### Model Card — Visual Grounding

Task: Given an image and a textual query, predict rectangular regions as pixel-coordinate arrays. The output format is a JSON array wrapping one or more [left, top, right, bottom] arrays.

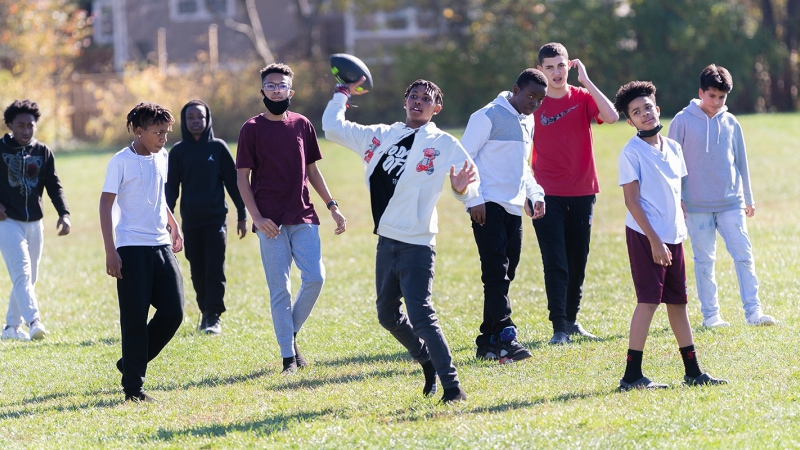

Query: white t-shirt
[[102, 147, 171, 248], [618, 135, 688, 244]]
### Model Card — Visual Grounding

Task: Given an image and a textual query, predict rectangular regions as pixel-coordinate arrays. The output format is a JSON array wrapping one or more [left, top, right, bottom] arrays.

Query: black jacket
[[0, 134, 69, 222], [166, 100, 246, 229]]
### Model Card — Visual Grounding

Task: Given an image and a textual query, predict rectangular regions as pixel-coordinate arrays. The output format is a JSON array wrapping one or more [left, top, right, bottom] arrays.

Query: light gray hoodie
[[667, 99, 753, 213]]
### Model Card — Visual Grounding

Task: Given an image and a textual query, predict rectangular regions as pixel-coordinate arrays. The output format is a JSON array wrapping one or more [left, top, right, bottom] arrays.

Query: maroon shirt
[[236, 112, 322, 226]]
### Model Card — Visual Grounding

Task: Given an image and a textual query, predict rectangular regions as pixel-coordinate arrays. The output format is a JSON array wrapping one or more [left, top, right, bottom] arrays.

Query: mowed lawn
[[1, 113, 799, 448]]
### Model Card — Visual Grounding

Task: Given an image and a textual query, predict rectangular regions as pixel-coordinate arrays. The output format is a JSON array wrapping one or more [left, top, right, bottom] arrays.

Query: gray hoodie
[[667, 99, 753, 213]]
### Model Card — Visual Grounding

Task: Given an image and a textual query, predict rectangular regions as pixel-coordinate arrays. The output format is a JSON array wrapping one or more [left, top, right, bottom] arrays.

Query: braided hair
[[126, 102, 175, 133], [404, 80, 443, 106]]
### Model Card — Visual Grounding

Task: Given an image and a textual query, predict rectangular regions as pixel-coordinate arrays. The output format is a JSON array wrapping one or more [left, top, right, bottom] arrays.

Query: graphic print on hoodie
[[0, 134, 69, 222], [369, 132, 415, 233], [166, 101, 246, 229]]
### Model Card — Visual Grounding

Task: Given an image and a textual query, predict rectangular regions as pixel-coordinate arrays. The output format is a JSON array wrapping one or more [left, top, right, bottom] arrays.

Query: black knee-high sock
[[680, 345, 702, 378], [422, 360, 437, 396], [622, 349, 644, 383]]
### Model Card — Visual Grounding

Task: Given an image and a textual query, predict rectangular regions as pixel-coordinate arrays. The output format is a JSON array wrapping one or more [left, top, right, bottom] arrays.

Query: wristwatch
[[326, 199, 338, 210]]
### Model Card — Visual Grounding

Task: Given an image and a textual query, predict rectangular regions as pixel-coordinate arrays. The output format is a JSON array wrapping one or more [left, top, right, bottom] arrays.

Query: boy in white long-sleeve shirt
[[323, 77, 478, 403], [460, 69, 547, 363], [668, 64, 775, 328]]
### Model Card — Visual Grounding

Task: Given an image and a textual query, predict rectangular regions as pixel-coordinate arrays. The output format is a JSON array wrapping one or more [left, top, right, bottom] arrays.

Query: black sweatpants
[[471, 202, 522, 346], [117, 245, 184, 396], [531, 195, 595, 333], [183, 222, 227, 315]]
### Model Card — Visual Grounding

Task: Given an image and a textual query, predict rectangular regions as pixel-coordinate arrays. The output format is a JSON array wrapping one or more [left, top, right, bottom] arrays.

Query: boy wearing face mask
[[236, 63, 347, 375]]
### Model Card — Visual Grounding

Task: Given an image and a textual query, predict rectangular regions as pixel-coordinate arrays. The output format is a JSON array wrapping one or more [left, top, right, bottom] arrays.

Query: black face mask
[[637, 123, 663, 138], [262, 92, 290, 115]]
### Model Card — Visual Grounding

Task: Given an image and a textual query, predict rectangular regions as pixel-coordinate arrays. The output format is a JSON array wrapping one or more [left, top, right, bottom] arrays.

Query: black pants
[[375, 237, 460, 389], [117, 245, 184, 396], [183, 222, 227, 315], [531, 195, 595, 333], [471, 202, 522, 346]]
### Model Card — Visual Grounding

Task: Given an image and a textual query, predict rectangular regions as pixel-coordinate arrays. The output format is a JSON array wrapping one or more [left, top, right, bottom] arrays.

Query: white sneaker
[[1, 324, 31, 341], [746, 312, 777, 326], [702, 315, 730, 328], [29, 320, 47, 340]]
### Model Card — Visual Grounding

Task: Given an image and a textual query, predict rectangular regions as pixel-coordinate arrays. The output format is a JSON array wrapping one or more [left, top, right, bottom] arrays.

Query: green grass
[[2, 113, 800, 448]]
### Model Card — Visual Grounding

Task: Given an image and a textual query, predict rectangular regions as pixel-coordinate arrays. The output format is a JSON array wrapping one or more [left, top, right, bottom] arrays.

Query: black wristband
[[326, 199, 338, 210]]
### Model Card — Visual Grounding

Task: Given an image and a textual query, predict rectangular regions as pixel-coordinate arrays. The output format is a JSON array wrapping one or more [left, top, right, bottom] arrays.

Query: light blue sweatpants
[[0, 218, 44, 327], [686, 209, 762, 320], [257, 224, 325, 358]]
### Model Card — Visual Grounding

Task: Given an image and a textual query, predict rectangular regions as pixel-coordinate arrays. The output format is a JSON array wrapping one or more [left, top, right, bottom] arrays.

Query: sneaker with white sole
[[702, 315, 730, 328], [29, 320, 47, 340], [1, 324, 30, 341], [746, 311, 777, 326]]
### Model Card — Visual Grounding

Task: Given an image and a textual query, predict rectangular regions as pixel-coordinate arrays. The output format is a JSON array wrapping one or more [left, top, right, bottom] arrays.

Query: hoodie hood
[[684, 99, 728, 149], [2, 133, 38, 150], [179, 100, 214, 143]]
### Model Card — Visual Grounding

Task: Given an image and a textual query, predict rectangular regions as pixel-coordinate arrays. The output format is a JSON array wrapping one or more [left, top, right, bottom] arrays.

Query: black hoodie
[[166, 100, 246, 228], [0, 134, 69, 222]]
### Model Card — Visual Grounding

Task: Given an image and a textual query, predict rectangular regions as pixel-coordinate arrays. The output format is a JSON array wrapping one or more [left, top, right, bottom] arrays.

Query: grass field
[[1, 113, 800, 448]]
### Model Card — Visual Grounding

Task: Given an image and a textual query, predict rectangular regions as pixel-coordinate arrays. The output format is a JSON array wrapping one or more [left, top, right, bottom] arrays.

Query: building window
[[169, 0, 235, 22], [92, 0, 114, 45]]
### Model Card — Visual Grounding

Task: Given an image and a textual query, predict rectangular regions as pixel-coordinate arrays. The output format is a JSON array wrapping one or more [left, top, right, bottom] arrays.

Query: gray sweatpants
[[257, 224, 325, 358]]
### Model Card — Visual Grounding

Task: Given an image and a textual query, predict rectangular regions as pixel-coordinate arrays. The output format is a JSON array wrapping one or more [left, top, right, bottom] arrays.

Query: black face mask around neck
[[637, 123, 663, 138], [262, 92, 291, 116]]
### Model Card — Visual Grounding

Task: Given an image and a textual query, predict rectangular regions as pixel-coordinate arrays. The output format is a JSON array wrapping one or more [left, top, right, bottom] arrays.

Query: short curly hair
[[404, 79, 443, 106], [700, 64, 733, 93], [126, 102, 175, 133], [614, 81, 657, 118], [516, 68, 548, 90], [4, 99, 41, 126], [260, 63, 294, 82]]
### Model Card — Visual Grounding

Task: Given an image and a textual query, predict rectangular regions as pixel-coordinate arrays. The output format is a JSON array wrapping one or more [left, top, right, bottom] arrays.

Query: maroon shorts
[[626, 227, 688, 305]]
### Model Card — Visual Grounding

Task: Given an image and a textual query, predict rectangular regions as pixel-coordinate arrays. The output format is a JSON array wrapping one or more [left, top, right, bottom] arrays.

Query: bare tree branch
[[224, 0, 275, 65]]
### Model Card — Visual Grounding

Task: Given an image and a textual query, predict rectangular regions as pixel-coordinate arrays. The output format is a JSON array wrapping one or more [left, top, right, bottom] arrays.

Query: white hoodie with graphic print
[[322, 92, 480, 246]]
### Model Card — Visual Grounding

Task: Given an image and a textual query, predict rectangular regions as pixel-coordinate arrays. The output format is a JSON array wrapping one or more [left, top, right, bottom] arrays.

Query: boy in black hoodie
[[166, 100, 247, 335], [0, 99, 70, 341]]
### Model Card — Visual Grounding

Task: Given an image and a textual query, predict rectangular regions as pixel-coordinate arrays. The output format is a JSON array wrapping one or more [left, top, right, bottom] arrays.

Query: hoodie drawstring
[[716, 116, 721, 144], [705, 115, 709, 153]]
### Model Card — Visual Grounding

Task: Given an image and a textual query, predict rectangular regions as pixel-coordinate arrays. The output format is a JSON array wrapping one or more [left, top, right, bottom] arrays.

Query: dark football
[[330, 53, 373, 92]]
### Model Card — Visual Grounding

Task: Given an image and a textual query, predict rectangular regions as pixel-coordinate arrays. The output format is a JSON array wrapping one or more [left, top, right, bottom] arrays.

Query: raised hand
[[449, 160, 477, 195]]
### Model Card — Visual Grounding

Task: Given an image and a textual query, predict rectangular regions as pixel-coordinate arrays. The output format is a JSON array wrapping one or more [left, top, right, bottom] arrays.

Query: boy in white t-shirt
[[613, 81, 726, 390], [99, 102, 185, 402]]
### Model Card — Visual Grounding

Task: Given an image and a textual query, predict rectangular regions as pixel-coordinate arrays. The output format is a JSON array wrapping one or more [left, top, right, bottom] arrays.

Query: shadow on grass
[[0, 395, 121, 419], [154, 408, 335, 441], [272, 367, 408, 391], [152, 368, 271, 392], [313, 350, 413, 367]]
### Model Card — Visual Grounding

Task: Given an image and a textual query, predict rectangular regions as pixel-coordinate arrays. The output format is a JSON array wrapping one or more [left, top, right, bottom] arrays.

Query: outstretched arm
[[307, 162, 346, 235], [571, 59, 619, 124]]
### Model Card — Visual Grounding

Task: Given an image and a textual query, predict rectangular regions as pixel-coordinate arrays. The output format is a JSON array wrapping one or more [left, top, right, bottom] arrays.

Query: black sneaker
[[281, 356, 297, 375], [548, 331, 572, 345], [684, 373, 728, 386], [441, 386, 467, 403], [494, 326, 532, 364], [566, 321, 597, 339], [617, 376, 668, 391], [475, 342, 499, 361], [203, 313, 221, 335], [125, 392, 156, 402]]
